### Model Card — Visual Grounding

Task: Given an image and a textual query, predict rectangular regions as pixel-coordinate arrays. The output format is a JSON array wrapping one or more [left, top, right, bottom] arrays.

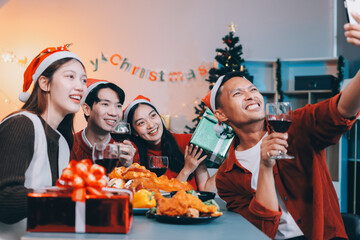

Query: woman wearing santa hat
[[123, 95, 216, 192], [0, 44, 87, 240]]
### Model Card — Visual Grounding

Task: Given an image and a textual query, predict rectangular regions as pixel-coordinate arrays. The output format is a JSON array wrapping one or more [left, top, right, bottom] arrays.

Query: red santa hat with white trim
[[82, 78, 125, 105], [123, 95, 155, 123], [19, 44, 82, 102], [202, 75, 226, 134], [201, 75, 225, 113]]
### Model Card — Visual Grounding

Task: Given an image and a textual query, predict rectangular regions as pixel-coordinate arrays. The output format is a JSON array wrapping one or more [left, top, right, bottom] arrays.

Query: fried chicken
[[108, 163, 193, 193], [109, 163, 155, 180], [153, 175, 193, 192], [156, 190, 221, 217], [127, 178, 160, 193]]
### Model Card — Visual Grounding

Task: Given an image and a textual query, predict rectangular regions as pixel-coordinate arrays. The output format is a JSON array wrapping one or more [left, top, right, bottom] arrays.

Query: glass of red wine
[[111, 122, 131, 142], [92, 143, 121, 175], [148, 156, 169, 177], [266, 102, 294, 159]]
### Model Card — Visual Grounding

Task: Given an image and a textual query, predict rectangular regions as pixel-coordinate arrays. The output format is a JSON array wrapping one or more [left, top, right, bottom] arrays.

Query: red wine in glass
[[266, 102, 294, 159], [267, 120, 292, 133], [150, 168, 168, 177], [110, 132, 130, 142], [95, 158, 119, 175], [149, 156, 168, 177], [111, 122, 131, 142], [92, 143, 121, 175]]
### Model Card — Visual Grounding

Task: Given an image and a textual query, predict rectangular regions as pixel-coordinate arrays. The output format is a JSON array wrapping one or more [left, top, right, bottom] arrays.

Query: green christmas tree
[[185, 23, 252, 133]]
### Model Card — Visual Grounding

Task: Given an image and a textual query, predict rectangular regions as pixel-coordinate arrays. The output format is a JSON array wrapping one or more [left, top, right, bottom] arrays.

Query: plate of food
[[147, 190, 222, 224], [154, 214, 220, 224]]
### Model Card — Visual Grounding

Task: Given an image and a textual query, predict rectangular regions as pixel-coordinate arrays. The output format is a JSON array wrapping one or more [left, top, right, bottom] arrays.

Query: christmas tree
[[185, 23, 252, 133]]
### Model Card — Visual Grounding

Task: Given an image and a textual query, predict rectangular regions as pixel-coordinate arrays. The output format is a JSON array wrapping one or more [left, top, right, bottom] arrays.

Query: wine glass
[[92, 143, 121, 175], [148, 156, 169, 177], [111, 122, 131, 142], [266, 102, 294, 159]]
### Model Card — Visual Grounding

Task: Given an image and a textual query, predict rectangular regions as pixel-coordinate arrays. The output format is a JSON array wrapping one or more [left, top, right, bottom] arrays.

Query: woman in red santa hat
[[123, 95, 216, 192], [0, 44, 87, 240]]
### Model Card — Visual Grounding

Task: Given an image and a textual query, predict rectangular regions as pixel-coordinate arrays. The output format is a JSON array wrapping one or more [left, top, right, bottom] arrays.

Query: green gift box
[[190, 108, 234, 168]]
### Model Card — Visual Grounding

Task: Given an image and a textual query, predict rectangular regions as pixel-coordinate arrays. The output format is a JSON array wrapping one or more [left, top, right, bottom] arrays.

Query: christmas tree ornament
[[228, 22, 236, 33]]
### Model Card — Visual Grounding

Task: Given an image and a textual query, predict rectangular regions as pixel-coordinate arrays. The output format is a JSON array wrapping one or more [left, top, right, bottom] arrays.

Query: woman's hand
[[344, 13, 360, 46], [182, 144, 207, 177], [260, 132, 288, 168], [119, 140, 136, 167]]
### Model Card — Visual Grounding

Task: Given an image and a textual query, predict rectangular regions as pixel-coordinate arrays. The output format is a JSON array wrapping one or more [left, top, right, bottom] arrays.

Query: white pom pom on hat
[[18, 44, 82, 103], [18, 92, 31, 102]]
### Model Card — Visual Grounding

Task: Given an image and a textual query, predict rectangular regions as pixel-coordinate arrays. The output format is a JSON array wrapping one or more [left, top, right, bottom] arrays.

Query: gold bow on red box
[[56, 159, 108, 202]]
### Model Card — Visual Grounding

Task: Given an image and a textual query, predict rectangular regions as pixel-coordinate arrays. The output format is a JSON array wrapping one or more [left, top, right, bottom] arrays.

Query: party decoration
[[0, 89, 20, 110], [28, 160, 133, 234], [56, 159, 107, 202], [185, 23, 251, 133], [0, 48, 27, 66], [2, 52, 15, 62], [90, 52, 208, 82], [101, 52, 108, 63], [160, 114, 171, 130], [228, 22, 236, 33], [17, 56, 28, 67], [190, 108, 234, 168]]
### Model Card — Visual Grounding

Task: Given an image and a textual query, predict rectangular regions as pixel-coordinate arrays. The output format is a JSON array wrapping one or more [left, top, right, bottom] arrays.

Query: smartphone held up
[[345, 0, 360, 24]]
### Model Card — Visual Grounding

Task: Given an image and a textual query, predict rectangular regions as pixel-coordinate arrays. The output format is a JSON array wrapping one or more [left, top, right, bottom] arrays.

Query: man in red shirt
[[202, 70, 360, 239], [71, 78, 135, 165]]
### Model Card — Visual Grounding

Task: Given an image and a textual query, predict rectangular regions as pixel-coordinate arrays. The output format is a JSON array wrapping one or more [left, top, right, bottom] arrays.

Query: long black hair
[[127, 103, 185, 174]]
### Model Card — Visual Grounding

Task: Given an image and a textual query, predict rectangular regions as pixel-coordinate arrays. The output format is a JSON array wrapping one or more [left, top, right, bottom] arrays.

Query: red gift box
[[27, 187, 133, 233], [27, 160, 133, 234]]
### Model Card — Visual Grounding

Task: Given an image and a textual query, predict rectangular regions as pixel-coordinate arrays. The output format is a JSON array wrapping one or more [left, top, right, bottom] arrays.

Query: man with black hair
[[201, 70, 360, 239], [71, 78, 135, 166]]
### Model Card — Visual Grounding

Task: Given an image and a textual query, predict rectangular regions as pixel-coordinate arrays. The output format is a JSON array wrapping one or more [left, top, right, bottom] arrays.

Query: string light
[[0, 48, 27, 65], [2, 52, 15, 62], [0, 48, 25, 115]]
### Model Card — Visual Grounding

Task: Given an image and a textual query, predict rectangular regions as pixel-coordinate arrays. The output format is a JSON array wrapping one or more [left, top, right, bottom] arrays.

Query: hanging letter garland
[[90, 52, 209, 83]]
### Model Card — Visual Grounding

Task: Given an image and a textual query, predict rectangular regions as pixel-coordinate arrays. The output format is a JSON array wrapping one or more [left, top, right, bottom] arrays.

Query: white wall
[[0, 0, 335, 132]]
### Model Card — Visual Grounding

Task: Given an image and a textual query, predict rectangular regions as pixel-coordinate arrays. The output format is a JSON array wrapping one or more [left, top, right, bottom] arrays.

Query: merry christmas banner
[[90, 52, 209, 82]]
